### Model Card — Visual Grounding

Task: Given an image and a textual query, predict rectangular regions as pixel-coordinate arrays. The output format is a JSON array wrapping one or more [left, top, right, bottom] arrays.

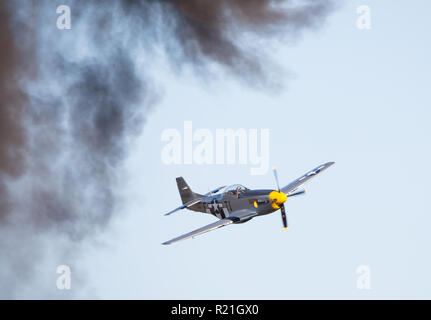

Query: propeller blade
[[272, 166, 281, 191], [288, 189, 307, 197], [280, 204, 288, 230]]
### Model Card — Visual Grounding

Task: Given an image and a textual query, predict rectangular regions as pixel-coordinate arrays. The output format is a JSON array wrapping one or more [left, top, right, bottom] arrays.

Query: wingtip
[[164, 210, 174, 216]]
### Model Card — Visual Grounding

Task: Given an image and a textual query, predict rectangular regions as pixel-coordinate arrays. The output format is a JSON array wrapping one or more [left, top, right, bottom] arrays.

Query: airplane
[[162, 162, 335, 245]]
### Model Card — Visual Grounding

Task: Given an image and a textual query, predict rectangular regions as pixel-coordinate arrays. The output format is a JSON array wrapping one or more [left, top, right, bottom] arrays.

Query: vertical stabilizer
[[176, 177, 203, 204]]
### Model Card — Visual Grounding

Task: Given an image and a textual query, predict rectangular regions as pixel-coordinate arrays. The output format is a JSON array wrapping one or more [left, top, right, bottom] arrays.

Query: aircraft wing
[[280, 162, 335, 195], [162, 209, 257, 245]]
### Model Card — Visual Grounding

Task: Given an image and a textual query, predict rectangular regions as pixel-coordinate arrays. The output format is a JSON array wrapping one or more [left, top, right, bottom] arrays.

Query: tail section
[[176, 177, 203, 204]]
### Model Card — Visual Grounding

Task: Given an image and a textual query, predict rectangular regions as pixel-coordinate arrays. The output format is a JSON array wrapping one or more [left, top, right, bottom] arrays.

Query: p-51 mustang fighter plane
[[162, 162, 335, 245]]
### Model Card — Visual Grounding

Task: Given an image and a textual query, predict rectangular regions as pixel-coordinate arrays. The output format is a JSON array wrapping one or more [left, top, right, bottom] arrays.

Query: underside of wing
[[281, 162, 335, 195], [162, 209, 257, 245], [162, 218, 233, 245]]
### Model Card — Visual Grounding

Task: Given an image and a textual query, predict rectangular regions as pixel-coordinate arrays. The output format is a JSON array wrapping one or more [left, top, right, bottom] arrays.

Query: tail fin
[[176, 177, 203, 204]]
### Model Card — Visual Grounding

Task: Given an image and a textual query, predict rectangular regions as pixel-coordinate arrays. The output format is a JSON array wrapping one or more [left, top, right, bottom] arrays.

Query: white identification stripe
[[223, 208, 229, 216]]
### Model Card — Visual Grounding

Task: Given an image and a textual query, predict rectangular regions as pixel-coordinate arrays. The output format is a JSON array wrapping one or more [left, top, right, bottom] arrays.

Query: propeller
[[272, 166, 281, 191], [280, 204, 287, 229], [272, 166, 289, 230]]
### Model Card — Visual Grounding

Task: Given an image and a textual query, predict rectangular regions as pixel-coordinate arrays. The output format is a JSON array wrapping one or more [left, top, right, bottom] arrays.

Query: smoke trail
[[0, 0, 334, 297], [0, 2, 28, 220], [125, 0, 335, 86]]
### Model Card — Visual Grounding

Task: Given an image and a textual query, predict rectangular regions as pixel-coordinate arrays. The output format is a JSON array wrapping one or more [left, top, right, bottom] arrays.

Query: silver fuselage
[[188, 189, 277, 220]]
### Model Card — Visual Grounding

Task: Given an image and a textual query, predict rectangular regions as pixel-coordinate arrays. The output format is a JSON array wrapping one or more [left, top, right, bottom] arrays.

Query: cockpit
[[223, 184, 249, 196]]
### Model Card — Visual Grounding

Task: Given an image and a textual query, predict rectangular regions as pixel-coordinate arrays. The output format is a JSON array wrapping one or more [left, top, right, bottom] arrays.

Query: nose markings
[[268, 191, 287, 210]]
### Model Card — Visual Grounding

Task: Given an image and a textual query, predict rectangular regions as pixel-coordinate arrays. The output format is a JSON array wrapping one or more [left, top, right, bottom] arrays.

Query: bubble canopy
[[223, 184, 249, 195]]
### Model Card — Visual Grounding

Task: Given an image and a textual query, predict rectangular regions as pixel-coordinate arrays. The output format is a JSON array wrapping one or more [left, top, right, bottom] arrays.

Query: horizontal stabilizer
[[164, 198, 202, 216]]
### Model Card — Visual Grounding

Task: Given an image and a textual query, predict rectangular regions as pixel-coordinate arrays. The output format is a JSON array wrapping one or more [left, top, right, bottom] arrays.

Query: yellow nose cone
[[269, 191, 287, 209]]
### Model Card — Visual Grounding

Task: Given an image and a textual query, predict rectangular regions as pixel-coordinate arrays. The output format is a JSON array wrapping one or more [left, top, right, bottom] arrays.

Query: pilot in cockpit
[[236, 186, 242, 198], [225, 185, 248, 198]]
